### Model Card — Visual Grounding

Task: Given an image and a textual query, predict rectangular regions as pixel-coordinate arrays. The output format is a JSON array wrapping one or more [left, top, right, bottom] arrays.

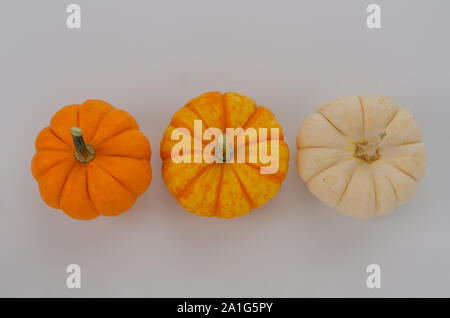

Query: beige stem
[[355, 130, 387, 162]]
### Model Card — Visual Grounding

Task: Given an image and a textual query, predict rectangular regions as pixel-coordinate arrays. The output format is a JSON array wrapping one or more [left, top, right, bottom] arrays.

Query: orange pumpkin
[[31, 100, 152, 220], [160, 91, 289, 218]]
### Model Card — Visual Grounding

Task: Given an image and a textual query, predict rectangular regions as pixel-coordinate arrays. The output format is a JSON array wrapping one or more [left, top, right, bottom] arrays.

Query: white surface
[[1, 0, 449, 297]]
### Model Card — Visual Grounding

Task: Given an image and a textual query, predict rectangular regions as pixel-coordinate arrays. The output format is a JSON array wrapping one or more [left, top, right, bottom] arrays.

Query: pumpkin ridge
[[235, 137, 285, 153], [318, 112, 346, 137], [49, 126, 70, 146], [161, 157, 207, 197], [222, 93, 229, 129], [245, 137, 283, 149], [388, 127, 422, 146], [381, 159, 419, 182], [230, 165, 254, 208], [223, 92, 258, 129], [242, 108, 285, 144], [95, 128, 138, 148], [214, 165, 225, 217], [36, 147, 69, 153], [93, 161, 139, 196], [369, 167, 378, 215], [299, 145, 345, 150], [34, 157, 69, 181], [244, 162, 282, 183], [85, 167, 98, 214], [57, 162, 77, 209], [358, 96, 366, 139], [240, 106, 260, 131], [177, 165, 210, 199], [392, 141, 422, 147], [236, 135, 279, 150], [169, 123, 208, 145], [186, 105, 210, 130], [304, 157, 350, 183], [383, 107, 400, 131], [89, 108, 139, 147], [96, 154, 148, 161], [337, 162, 357, 205], [83, 105, 115, 144], [384, 171, 399, 205]]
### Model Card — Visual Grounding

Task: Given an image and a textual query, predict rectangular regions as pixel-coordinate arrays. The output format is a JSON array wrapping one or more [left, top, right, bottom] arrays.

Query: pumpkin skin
[[31, 99, 152, 220], [296, 95, 426, 218], [160, 91, 289, 218]]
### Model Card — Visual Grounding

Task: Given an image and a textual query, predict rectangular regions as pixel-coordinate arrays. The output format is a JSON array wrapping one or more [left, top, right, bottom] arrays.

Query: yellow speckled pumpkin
[[160, 91, 289, 218], [31, 99, 152, 220]]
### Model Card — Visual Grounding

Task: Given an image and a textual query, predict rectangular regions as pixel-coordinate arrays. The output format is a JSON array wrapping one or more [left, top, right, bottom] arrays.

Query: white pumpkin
[[296, 95, 426, 218]]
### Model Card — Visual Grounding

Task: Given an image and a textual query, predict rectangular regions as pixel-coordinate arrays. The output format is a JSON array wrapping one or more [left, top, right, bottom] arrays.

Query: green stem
[[71, 127, 95, 163]]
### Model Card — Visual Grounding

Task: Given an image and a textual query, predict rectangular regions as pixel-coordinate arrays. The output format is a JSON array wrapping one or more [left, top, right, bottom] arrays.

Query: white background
[[1, 0, 449, 297]]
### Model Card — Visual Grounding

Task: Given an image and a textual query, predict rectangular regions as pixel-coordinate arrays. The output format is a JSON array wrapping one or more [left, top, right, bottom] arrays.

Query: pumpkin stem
[[215, 134, 234, 163], [354, 130, 387, 162], [71, 127, 95, 163]]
